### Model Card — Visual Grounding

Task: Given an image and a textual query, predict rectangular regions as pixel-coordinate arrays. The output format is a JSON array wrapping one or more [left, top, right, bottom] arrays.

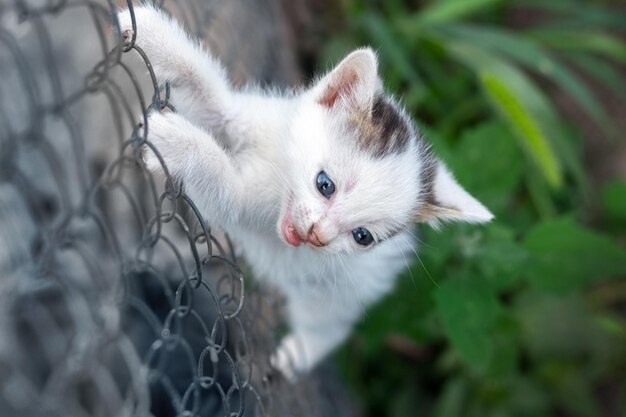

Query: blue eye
[[352, 227, 374, 246], [316, 171, 335, 198]]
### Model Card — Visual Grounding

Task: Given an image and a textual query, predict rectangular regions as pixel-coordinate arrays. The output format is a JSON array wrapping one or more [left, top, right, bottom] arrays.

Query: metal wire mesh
[[0, 1, 356, 416]]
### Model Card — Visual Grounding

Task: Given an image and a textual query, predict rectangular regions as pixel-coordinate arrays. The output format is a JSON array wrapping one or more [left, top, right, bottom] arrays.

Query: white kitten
[[117, 5, 493, 381]]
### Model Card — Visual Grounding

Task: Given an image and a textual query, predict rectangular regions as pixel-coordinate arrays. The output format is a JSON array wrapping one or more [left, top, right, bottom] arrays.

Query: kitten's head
[[278, 48, 493, 254]]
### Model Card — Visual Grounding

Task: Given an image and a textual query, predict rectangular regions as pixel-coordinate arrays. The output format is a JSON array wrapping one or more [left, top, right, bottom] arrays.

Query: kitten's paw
[[116, 7, 142, 46], [270, 335, 307, 383], [142, 112, 189, 174], [141, 141, 162, 174], [116, 5, 173, 54]]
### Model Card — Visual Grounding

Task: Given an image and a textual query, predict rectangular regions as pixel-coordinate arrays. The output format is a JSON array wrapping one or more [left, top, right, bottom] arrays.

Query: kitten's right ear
[[415, 161, 494, 226], [313, 48, 381, 113]]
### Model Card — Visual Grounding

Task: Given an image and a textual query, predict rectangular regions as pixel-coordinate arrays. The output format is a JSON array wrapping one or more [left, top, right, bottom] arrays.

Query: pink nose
[[306, 225, 326, 247]]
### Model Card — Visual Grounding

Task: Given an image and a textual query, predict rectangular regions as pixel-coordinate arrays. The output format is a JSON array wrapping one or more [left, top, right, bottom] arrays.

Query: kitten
[[117, 5, 493, 381]]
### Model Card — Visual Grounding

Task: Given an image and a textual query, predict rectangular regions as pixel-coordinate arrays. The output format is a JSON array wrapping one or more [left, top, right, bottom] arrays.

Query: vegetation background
[[291, 0, 626, 415]]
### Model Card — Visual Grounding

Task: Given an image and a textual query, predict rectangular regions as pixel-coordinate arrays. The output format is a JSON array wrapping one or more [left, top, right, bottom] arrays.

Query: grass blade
[[480, 72, 562, 187], [524, 30, 626, 65], [401, 0, 503, 30], [442, 41, 564, 187], [440, 24, 612, 136], [565, 52, 626, 104]]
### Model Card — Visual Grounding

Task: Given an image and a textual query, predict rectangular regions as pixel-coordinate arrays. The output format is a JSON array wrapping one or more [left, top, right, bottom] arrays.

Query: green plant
[[321, 0, 626, 415]]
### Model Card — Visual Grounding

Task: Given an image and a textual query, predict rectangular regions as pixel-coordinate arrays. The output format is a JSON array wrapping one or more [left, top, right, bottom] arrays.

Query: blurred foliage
[[320, 0, 626, 415]]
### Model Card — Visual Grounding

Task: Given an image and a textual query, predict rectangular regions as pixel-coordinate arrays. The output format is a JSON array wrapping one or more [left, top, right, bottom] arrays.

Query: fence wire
[[0, 1, 356, 416]]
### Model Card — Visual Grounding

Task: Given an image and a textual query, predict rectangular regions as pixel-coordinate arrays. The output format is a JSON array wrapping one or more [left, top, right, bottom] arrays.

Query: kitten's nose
[[306, 224, 326, 247]]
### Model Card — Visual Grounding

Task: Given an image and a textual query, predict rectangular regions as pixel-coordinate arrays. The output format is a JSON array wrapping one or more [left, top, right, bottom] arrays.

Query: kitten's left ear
[[416, 161, 494, 226], [313, 47, 382, 113]]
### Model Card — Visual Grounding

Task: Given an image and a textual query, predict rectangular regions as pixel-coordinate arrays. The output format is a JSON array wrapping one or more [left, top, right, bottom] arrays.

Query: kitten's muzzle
[[306, 226, 326, 247], [281, 210, 305, 247], [281, 216, 328, 248]]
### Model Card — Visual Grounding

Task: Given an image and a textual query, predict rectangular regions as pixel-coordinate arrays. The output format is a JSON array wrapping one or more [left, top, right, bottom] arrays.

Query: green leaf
[[480, 72, 561, 187], [409, 0, 503, 26], [441, 24, 612, 135], [420, 125, 457, 166], [452, 120, 524, 214], [486, 315, 520, 378], [433, 275, 502, 370], [523, 217, 626, 292], [601, 180, 626, 227], [474, 224, 529, 292], [525, 168, 558, 219], [440, 40, 564, 187], [525, 30, 626, 65], [355, 267, 437, 353], [566, 53, 626, 103], [419, 222, 527, 293]]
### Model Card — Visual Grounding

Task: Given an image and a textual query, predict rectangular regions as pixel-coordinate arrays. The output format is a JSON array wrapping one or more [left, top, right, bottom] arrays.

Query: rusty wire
[[0, 1, 356, 416]]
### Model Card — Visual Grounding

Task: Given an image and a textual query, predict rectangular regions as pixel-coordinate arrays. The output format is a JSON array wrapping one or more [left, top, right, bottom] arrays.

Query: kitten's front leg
[[117, 6, 231, 130], [271, 296, 356, 381], [143, 112, 243, 225], [271, 326, 351, 382]]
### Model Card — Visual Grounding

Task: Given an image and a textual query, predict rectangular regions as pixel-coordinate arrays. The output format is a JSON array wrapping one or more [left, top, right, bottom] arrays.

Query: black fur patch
[[355, 95, 413, 158]]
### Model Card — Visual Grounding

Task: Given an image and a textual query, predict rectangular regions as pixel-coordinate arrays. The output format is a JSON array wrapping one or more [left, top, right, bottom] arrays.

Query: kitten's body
[[118, 6, 492, 380]]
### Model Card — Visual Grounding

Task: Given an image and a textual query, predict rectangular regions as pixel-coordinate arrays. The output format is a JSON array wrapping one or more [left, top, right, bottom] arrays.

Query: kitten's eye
[[352, 227, 374, 246], [316, 171, 335, 198]]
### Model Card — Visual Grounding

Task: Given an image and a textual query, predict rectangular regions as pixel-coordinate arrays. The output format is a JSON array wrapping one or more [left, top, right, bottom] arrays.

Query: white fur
[[118, 6, 493, 380]]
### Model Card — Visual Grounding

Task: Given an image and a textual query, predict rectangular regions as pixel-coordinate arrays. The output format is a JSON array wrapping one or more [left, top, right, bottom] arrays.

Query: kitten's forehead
[[346, 95, 414, 159]]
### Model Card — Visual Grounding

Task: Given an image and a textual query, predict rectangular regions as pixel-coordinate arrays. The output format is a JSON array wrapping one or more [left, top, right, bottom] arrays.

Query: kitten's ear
[[415, 161, 494, 226], [313, 48, 381, 112]]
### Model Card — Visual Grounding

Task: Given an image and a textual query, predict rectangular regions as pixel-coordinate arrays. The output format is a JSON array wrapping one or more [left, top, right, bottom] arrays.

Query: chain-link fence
[[0, 1, 356, 416]]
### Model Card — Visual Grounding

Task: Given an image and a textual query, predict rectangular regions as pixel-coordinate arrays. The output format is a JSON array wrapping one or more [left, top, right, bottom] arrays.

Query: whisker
[[398, 232, 439, 288], [392, 236, 417, 290], [404, 226, 435, 250]]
